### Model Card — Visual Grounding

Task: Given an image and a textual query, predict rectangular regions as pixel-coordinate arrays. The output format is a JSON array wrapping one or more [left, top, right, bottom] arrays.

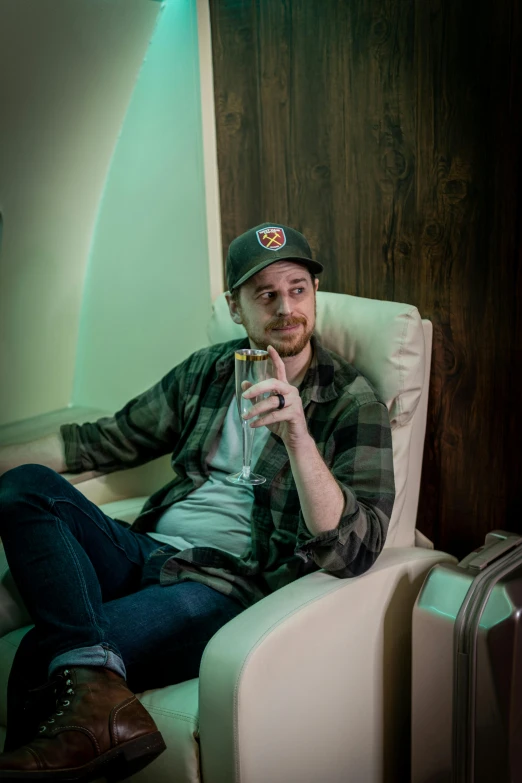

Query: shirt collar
[[215, 334, 338, 406], [215, 337, 250, 378]]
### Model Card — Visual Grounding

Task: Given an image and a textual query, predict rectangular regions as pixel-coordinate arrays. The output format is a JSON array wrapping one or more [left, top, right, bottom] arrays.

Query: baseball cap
[[226, 222, 324, 292]]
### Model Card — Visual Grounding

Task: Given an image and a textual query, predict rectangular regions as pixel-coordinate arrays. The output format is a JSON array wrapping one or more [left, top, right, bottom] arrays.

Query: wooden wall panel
[[209, 0, 522, 557]]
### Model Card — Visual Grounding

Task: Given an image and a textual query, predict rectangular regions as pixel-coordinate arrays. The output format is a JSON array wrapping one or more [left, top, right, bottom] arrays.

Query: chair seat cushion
[[0, 626, 202, 783]]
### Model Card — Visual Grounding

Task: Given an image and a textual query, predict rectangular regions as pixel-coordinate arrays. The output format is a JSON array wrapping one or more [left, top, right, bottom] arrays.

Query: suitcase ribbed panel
[[452, 537, 522, 782], [412, 530, 522, 783]]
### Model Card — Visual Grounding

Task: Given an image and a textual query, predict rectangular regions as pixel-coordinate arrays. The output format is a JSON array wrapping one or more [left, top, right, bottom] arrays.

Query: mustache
[[266, 316, 307, 330]]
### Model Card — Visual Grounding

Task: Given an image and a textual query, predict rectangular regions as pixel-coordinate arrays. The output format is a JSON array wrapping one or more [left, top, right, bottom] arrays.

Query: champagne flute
[[226, 349, 269, 485]]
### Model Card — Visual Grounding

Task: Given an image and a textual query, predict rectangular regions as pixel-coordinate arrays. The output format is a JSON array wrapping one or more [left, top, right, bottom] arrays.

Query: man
[[0, 222, 395, 782]]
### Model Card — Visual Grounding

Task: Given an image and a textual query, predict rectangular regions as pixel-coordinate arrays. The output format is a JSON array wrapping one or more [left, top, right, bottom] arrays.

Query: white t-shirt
[[147, 396, 271, 557]]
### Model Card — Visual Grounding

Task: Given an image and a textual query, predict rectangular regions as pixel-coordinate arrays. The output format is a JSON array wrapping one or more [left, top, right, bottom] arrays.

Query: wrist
[[284, 430, 315, 455]]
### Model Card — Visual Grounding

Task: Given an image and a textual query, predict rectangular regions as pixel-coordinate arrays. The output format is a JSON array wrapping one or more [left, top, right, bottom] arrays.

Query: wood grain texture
[[209, 0, 522, 556]]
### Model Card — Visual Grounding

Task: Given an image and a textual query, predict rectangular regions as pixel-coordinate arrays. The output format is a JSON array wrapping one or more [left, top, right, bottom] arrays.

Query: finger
[[242, 378, 293, 399], [242, 395, 288, 420], [241, 380, 253, 391], [267, 344, 287, 383], [249, 410, 290, 428]]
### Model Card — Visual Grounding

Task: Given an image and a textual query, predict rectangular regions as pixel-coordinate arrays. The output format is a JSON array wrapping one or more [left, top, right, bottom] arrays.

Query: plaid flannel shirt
[[61, 336, 395, 608]]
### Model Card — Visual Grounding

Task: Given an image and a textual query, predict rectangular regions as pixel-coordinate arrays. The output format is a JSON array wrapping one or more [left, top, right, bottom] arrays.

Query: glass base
[[226, 471, 266, 486]]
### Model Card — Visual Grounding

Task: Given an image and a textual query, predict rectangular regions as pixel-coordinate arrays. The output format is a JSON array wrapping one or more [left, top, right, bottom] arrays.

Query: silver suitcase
[[411, 530, 522, 782]]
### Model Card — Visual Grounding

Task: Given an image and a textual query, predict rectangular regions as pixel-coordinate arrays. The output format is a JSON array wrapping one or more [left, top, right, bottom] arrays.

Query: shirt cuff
[[294, 480, 359, 561], [59, 423, 87, 473]]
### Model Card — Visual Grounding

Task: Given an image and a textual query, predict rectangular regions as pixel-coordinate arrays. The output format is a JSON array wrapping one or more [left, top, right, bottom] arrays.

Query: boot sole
[[0, 731, 166, 782]]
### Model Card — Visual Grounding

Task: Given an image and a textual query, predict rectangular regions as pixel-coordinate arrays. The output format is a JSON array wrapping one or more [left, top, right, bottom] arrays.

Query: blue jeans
[[0, 464, 243, 749]]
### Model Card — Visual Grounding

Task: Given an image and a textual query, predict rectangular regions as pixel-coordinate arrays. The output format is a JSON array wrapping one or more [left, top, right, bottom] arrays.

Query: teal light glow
[[418, 568, 514, 630], [73, 0, 211, 412], [479, 585, 513, 629], [418, 568, 471, 622]]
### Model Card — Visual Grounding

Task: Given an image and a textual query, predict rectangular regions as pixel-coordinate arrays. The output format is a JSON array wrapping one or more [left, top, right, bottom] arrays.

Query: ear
[[225, 291, 243, 324], [313, 277, 320, 293]]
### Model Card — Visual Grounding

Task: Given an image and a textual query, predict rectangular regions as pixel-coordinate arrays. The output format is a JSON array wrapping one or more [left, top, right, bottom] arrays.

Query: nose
[[275, 294, 292, 316]]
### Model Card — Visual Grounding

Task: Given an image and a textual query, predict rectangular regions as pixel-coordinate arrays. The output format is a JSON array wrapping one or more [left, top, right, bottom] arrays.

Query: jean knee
[[0, 464, 58, 497], [0, 464, 60, 531]]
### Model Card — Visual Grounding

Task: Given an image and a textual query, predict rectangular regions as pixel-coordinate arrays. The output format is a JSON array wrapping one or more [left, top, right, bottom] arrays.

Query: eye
[[261, 292, 276, 300], [293, 288, 305, 295]]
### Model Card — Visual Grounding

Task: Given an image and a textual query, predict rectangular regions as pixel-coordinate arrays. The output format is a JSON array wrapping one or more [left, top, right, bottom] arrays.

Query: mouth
[[270, 324, 302, 334]]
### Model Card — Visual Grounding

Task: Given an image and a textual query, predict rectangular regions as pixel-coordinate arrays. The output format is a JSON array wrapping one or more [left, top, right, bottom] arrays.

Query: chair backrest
[[207, 291, 430, 548]]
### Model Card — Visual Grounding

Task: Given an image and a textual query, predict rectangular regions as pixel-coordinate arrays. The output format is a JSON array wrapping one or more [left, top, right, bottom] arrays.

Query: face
[[227, 261, 319, 357]]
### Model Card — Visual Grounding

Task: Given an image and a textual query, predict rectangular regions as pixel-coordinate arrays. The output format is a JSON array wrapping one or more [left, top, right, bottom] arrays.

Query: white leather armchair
[[0, 292, 455, 782]]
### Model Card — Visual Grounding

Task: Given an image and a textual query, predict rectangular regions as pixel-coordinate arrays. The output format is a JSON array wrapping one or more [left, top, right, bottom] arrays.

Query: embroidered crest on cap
[[256, 227, 286, 251]]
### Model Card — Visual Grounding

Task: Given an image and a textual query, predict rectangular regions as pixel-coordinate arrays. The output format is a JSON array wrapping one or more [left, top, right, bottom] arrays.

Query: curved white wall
[[0, 0, 160, 426], [72, 0, 214, 412], [0, 0, 222, 429]]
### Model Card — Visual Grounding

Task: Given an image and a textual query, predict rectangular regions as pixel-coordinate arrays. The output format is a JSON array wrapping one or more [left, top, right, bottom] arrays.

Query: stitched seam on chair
[[395, 310, 413, 425], [226, 576, 359, 783], [142, 707, 197, 723], [229, 550, 445, 673], [225, 552, 440, 771], [2, 636, 32, 649], [227, 553, 444, 780]]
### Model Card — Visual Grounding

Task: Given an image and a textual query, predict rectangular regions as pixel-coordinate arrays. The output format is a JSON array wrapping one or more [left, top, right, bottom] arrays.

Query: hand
[[241, 345, 310, 449]]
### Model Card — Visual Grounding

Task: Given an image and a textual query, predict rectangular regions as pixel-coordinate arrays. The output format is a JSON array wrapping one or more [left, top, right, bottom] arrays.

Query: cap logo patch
[[256, 227, 286, 251]]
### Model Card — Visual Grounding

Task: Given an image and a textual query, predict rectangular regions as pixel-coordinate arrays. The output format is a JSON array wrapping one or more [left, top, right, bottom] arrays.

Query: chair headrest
[[207, 291, 425, 428]]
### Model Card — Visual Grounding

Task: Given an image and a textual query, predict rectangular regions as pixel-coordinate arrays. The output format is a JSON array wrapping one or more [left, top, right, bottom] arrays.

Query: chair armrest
[[63, 471, 105, 485], [199, 547, 457, 783], [62, 454, 174, 507]]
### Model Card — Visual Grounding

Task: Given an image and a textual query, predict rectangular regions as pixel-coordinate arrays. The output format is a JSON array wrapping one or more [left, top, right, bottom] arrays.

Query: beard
[[239, 303, 316, 358]]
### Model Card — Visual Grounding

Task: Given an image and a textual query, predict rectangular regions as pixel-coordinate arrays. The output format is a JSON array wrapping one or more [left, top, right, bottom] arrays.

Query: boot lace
[[38, 669, 75, 733]]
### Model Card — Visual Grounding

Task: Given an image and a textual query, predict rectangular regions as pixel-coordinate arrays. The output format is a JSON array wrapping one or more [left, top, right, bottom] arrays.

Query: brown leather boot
[[0, 666, 166, 781]]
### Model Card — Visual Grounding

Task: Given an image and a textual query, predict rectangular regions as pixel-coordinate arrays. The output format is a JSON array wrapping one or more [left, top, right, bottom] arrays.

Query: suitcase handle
[[459, 530, 522, 570]]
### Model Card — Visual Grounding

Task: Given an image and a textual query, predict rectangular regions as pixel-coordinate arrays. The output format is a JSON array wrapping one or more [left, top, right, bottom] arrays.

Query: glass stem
[[242, 420, 254, 478]]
